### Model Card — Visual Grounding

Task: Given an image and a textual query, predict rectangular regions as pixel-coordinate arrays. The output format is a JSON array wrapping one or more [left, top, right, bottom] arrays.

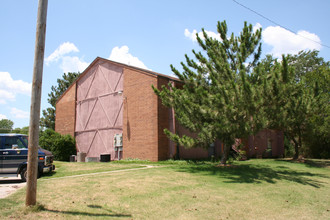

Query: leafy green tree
[[153, 21, 265, 164], [20, 126, 29, 135], [40, 72, 80, 130], [261, 51, 329, 159], [285, 51, 329, 158], [305, 91, 330, 158], [287, 50, 327, 82], [40, 108, 55, 130], [284, 75, 313, 160], [0, 119, 14, 133], [11, 127, 21, 134], [39, 129, 76, 161], [12, 126, 29, 135], [299, 55, 329, 158]]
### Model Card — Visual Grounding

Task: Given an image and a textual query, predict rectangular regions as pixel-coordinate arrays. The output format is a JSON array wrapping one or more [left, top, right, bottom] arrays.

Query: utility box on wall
[[114, 133, 123, 160]]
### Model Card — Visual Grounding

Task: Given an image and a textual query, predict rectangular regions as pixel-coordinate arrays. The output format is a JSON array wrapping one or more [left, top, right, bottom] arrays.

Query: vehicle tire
[[20, 167, 27, 182], [37, 170, 42, 179]]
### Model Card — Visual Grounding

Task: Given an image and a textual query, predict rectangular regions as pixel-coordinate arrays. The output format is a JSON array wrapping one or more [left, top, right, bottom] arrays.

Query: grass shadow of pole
[[43, 205, 132, 218]]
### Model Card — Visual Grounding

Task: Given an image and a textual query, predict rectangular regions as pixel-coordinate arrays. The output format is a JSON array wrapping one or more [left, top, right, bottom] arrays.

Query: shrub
[[39, 129, 76, 161], [236, 150, 247, 161], [284, 136, 295, 158]]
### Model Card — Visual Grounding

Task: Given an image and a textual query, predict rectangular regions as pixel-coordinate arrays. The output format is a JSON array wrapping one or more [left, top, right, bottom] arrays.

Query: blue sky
[[1, 0, 329, 129]]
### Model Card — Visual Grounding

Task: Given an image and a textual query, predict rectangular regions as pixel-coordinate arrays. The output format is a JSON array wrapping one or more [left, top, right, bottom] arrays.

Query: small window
[[267, 138, 272, 149]]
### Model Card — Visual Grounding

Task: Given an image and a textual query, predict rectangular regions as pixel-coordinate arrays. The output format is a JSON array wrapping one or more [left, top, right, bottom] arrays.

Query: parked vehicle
[[0, 134, 55, 181]]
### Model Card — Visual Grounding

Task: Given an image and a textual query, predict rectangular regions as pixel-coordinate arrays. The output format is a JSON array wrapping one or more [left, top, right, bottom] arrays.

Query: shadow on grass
[[41, 171, 57, 178], [43, 204, 132, 218], [276, 159, 330, 168], [174, 162, 328, 188]]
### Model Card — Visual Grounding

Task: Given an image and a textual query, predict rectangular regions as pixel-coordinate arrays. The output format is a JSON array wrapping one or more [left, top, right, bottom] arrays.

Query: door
[[0, 136, 28, 174]]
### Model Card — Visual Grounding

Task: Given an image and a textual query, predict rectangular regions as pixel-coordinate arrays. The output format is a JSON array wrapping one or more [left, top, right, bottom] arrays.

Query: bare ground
[[0, 177, 26, 199]]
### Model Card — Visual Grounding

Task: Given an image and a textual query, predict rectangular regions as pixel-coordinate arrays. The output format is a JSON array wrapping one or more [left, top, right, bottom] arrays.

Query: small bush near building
[[39, 129, 76, 161], [284, 136, 295, 158]]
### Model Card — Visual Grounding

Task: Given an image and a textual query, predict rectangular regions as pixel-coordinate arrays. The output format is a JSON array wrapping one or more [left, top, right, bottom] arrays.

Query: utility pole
[[26, 0, 48, 206]]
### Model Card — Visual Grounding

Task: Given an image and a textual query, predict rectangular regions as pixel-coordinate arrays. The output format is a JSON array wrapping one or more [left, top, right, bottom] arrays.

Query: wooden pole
[[26, 0, 48, 206]]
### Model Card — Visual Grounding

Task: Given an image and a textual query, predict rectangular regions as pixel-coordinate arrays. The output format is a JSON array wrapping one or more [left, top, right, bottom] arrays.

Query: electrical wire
[[232, 0, 330, 49]]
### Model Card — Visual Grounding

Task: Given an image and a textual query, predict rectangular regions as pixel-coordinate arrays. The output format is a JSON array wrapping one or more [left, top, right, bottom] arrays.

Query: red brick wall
[[55, 82, 76, 137], [122, 68, 159, 161], [157, 77, 171, 160], [246, 129, 284, 158], [179, 146, 209, 159], [176, 120, 209, 159]]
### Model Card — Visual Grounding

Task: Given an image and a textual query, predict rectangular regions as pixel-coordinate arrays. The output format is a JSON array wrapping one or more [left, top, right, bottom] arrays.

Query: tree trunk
[[292, 138, 299, 160], [220, 144, 230, 165]]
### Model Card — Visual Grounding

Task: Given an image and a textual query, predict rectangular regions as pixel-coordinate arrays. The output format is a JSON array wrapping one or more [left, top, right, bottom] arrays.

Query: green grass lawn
[[0, 159, 329, 219]]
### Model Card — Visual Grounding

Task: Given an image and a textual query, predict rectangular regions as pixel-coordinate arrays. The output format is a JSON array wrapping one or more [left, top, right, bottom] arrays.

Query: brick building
[[55, 57, 284, 161]]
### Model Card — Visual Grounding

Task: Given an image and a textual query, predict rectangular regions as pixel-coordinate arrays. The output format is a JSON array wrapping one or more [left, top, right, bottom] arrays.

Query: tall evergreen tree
[[153, 21, 265, 164], [283, 71, 313, 160], [40, 72, 80, 130]]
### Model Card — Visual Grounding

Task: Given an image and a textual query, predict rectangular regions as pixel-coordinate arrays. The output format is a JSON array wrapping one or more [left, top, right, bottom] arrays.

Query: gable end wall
[[55, 82, 76, 137], [122, 68, 159, 161]]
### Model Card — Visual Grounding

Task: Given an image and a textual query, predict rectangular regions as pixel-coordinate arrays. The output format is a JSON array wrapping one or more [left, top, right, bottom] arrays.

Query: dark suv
[[0, 134, 55, 181]]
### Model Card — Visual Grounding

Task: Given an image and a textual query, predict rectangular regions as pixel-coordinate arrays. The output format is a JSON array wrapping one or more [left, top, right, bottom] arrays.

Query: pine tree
[[153, 21, 265, 164]]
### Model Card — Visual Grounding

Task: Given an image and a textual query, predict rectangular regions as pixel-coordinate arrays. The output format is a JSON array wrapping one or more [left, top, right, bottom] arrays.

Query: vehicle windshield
[[21, 136, 28, 147], [4, 136, 28, 149]]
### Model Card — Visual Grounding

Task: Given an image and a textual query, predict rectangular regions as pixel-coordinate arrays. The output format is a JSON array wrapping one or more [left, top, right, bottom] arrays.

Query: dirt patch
[[0, 177, 26, 199]]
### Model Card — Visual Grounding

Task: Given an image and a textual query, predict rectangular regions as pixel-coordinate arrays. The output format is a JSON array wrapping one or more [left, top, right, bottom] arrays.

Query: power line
[[232, 0, 330, 49]]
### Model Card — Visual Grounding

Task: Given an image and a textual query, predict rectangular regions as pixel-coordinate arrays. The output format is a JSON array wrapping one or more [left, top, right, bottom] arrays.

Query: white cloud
[[0, 90, 15, 104], [263, 26, 321, 57], [184, 29, 198, 41], [10, 108, 29, 119], [109, 46, 150, 70], [184, 29, 221, 42], [45, 42, 79, 65], [0, 72, 31, 104], [185, 23, 261, 43], [0, 114, 7, 120], [253, 23, 262, 33], [60, 56, 89, 73], [45, 42, 90, 73], [0, 72, 31, 94]]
